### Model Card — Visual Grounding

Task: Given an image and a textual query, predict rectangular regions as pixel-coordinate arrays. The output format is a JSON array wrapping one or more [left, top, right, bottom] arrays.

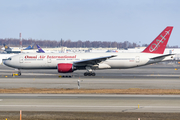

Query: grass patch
[[0, 88, 180, 94]]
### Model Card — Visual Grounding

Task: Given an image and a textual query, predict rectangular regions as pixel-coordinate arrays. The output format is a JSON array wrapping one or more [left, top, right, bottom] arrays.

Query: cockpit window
[[8, 58, 12, 60]]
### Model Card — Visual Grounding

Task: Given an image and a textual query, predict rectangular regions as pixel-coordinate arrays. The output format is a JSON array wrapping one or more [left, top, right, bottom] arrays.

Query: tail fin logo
[[5, 46, 8, 49], [149, 30, 170, 52], [142, 26, 173, 54]]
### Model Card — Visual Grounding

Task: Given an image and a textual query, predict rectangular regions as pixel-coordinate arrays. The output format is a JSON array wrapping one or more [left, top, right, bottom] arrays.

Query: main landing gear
[[84, 66, 96, 76], [84, 72, 96, 76], [60, 75, 72, 78]]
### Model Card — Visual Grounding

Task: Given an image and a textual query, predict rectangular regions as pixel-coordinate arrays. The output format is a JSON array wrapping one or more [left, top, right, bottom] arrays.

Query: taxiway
[[0, 64, 180, 113], [0, 94, 180, 112]]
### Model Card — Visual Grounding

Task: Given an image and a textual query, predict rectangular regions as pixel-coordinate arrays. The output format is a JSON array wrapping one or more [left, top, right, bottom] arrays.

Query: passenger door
[[135, 56, 140, 63], [19, 57, 23, 63], [47, 58, 51, 63]]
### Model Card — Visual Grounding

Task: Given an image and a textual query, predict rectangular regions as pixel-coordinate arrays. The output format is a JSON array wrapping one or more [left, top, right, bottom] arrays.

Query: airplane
[[2, 44, 35, 53], [21, 44, 58, 53], [36, 44, 60, 53], [2, 44, 21, 53], [3, 26, 174, 76], [23, 44, 35, 50], [36, 44, 45, 53]]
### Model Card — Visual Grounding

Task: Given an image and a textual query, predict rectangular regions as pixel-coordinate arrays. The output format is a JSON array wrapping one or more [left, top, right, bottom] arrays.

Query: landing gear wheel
[[88, 72, 91, 76], [18, 72, 21, 76], [84, 72, 96, 76], [84, 72, 87, 76], [61, 75, 72, 78], [92, 72, 95, 76]]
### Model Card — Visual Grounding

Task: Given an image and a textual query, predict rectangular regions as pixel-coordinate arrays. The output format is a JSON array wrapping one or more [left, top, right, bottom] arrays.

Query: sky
[[0, 0, 180, 46]]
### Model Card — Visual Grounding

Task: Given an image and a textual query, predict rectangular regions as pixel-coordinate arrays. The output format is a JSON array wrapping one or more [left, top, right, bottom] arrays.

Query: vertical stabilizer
[[3, 44, 10, 49], [142, 26, 173, 54], [36, 44, 45, 53]]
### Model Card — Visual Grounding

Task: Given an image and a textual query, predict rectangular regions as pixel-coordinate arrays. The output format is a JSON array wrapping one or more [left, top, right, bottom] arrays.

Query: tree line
[[0, 38, 178, 48]]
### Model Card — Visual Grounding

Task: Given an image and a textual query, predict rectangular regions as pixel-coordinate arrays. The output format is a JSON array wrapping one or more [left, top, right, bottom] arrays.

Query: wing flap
[[74, 55, 117, 66]]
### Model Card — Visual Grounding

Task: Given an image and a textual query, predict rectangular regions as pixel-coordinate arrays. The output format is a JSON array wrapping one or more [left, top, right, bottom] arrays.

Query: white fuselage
[[3, 52, 173, 70]]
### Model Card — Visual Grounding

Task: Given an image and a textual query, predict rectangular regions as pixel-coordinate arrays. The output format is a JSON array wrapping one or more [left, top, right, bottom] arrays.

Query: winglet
[[142, 26, 173, 54]]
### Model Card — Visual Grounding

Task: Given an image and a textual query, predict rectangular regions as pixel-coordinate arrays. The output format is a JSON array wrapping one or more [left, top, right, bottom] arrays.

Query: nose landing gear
[[18, 71, 21, 76], [17, 69, 21, 76], [12, 70, 21, 76]]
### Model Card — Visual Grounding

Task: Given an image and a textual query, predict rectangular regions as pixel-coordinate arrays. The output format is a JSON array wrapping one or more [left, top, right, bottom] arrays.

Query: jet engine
[[57, 63, 74, 73]]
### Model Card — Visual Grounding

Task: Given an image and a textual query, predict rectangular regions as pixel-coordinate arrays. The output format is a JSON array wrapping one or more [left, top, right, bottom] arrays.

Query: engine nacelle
[[57, 63, 74, 73]]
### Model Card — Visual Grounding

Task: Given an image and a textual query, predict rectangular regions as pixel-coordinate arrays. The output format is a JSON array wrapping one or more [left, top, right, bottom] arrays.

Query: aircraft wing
[[150, 54, 174, 59], [73, 55, 117, 66]]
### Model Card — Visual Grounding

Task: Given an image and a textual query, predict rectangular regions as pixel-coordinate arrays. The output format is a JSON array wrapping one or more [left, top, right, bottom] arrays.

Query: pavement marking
[[0, 105, 180, 108]]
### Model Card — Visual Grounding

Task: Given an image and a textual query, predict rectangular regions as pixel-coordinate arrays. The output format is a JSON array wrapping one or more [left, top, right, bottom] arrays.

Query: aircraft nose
[[3, 58, 17, 68], [3, 59, 11, 66], [3, 59, 8, 65]]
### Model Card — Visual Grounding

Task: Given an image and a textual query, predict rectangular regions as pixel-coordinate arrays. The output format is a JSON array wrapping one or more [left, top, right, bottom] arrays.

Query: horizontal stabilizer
[[150, 54, 174, 59]]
